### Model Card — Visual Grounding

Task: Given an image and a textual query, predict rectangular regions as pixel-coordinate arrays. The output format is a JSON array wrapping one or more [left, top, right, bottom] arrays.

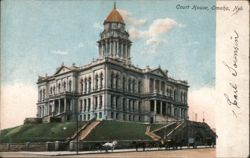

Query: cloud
[[51, 50, 69, 55], [148, 18, 177, 37], [78, 42, 84, 48], [1, 83, 37, 129], [93, 22, 102, 30], [188, 86, 216, 129], [146, 38, 167, 47], [129, 18, 177, 40], [118, 9, 147, 27]]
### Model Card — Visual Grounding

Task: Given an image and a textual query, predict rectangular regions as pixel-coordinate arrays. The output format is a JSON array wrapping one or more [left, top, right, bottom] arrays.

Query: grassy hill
[[85, 120, 152, 141], [0, 120, 163, 143], [0, 122, 86, 143]]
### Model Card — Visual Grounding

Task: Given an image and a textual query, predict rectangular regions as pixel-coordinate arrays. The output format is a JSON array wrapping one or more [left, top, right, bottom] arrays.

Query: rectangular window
[[99, 112, 102, 119], [88, 98, 91, 111], [99, 95, 103, 109], [111, 95, 113, 109]]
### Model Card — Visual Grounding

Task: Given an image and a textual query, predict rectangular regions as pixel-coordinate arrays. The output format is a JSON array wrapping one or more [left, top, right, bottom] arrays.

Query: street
[[1, 147, 215, 158]]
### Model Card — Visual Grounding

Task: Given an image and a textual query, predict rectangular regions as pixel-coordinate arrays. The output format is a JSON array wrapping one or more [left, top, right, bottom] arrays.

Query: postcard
[[0, 0, 249, 157]]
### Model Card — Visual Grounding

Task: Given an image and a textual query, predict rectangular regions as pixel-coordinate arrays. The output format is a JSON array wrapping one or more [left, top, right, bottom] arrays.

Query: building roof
[[104, 4, 124, 24]]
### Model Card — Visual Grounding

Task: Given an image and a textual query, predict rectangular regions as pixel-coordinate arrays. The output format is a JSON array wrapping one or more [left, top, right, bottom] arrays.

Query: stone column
[[58, 99, 61, 114], [154, 100, 157, 114], [153, 80, 156, 93], [105, 40, 108, 56], [102, 43, 105, 57], [64, 98, 66, 112], [160, 101, 163, 115], [171, 104, 174, 116], [124, 43, 127, 59], [120, 42, 123, 57]]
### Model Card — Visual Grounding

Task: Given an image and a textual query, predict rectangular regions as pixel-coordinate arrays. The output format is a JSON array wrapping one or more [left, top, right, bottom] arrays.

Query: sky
[[1, 0, 216, 129]]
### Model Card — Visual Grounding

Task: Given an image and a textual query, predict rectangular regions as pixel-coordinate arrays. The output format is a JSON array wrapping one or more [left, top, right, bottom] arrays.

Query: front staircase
[[68, 119, 101, 141], [145, 121, 185, 141], [145, 126, 161, 141], [77, 121, 101, 141]]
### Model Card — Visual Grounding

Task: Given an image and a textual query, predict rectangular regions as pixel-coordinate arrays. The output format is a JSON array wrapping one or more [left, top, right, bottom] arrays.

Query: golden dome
[[105, 8, 124, 24]]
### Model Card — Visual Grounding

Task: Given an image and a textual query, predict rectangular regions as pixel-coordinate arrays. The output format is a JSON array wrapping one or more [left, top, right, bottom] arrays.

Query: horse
[[102, 140, 118, 152], [132, 141, 147, 152]]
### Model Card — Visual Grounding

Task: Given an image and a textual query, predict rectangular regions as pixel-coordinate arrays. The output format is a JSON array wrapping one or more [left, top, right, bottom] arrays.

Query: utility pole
[[76, 99, 79, 155]]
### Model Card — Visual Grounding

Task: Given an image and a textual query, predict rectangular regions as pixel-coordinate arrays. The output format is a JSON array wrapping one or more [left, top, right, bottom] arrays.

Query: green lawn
[[0, 122, 86, 143], [85, 120, 151, 141]]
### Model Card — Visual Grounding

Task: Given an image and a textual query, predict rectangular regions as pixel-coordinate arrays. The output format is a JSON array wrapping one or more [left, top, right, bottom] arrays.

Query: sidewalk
[[17, 146, 214, 156]]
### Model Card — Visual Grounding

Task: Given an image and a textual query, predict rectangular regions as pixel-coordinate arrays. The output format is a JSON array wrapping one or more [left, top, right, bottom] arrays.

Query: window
[[132, 79, 135, 93], [111, 95, 114, 109], [84, 99, 87, 111], [95, 75, 98, 90], [116, 96, 119, 109], [150, 78, 154, 93], [111, 112, 114, 119], [128, 79, 131, 92], [111, 72, 114, 88], [94, 96, 98, 109], [58, 83, 61, 93], [79, 100, 83, 111], [132, 100, 135, 112], [138, 81, 141, 94], [63, 81, 66, 91], [122, 77, 126, 91], [139, 116, 142, 121], [88, 77, 91, 92], [100, 73, 103, 89], [50, 87, 52, 94], [42, 89, 45, 100], [116, 113, 119, 119], [39, 90, 42, 101], [115, 74, 119, 89], [123, 98, 126, 111], [99, 112, 102, 119], [84, 78, 87, 92], [88, 98, 91, 111], [80, 79, 83, 93], [99, 95, 103, 109], [138, 101, 141, 113]]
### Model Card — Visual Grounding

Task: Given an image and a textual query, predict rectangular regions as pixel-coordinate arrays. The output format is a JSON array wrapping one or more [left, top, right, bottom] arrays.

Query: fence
[[0, 140, 154, 152]]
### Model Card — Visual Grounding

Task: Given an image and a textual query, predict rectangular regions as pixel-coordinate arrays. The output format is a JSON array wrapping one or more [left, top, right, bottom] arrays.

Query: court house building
[[36, 5, 189, 123]]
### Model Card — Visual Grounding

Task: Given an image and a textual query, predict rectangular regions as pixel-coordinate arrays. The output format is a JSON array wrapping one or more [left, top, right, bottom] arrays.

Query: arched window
[[111, 72, 114, 89], [115, 74, 119, 89], [100, 73, 104, 89], [79, 100, 83, 111], [88, 77, 91, 92], [132, 79, 136, 93], [122, 76, 126, 91], [69, 80, 72, 92], [80, 79, 83, 93], [58, 83, 61, 93], [84, 78, 87, 93], [138, 81, 141, 94], [53, 86, 55, 94], [128, 78, 131, 92], [42, 89, 45, 100], [95, 74, 98, 90], [63, 81, 66, 91], [39, 90, 42, 101]]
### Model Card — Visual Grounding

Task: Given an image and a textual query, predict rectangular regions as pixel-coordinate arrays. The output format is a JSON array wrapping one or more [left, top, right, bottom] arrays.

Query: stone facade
[[36, 6, 189, 123]]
